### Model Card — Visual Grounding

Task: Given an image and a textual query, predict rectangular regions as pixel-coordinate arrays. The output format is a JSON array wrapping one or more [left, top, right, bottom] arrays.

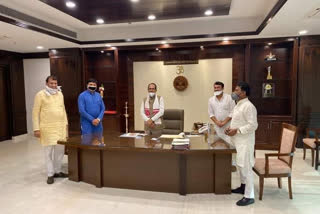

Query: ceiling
[[39, 0, 232, 25], [0, 0, 319, 53]]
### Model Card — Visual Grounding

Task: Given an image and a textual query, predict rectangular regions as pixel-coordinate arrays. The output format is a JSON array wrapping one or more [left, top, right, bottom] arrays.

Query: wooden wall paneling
[[297, 36, 320, 147], [0, 64, 12, 141], [49, 48, 83, 135]]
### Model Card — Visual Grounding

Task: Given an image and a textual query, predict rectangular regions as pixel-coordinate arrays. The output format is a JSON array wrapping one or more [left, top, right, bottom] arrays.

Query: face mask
[[149, 92, 155, 97], [88, 86, 96, 91], [231, 92, 240, 101], [45, 85, 59, 95], [214, 91, 223, 96]]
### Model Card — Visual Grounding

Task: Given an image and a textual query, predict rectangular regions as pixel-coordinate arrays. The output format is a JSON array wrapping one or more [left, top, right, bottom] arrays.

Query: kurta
[[230, 98, 258, 167], [140, 95, 164, 130], [32, 90, 68, 146], [208, 93, 235, 143], [78, 90, 105, 135]]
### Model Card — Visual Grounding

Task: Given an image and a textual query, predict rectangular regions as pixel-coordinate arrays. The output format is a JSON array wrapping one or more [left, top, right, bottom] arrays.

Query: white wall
[[23, 59, 50, 134], [134, 59, 232, 132]]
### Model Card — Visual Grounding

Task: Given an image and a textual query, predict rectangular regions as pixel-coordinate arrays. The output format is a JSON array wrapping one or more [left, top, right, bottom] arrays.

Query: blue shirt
[[78, 90, 105, 134]]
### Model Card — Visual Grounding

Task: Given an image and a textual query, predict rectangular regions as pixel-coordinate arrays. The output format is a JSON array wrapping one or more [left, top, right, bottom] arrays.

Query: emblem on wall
[[173, 65, 188, 91]]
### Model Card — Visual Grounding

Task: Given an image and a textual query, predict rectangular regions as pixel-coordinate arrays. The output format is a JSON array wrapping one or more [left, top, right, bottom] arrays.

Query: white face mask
[[214, 90, 223, 96], [149, 92, 155, 97], [45, 85, 59, 95]]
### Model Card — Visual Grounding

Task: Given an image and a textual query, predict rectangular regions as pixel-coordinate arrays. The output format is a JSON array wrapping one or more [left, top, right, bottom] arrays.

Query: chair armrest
[[264, 153, 293, 175]]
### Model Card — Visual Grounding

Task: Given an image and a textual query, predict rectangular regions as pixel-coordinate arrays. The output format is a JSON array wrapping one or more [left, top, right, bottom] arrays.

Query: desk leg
[[179, 154, 187, 195], [68, 147, 79, 182], [214, 153, 232, 194]]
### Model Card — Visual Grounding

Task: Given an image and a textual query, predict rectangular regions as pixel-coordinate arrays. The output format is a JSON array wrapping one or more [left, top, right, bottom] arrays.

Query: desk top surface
[[58, 133, 236, 153]]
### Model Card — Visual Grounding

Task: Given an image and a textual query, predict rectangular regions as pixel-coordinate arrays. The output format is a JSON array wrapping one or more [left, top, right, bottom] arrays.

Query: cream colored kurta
[[230, 98, 258, 167], [32, 90, 68, 146]]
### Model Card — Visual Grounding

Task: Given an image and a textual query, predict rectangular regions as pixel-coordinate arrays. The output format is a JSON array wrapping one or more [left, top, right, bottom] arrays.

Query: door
[[0, 65, 12, 141]]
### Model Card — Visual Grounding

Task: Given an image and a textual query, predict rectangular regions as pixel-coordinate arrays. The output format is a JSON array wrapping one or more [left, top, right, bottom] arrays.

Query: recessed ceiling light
[[155, 48, 159, 51], [101, 51, 104, 53], [161, 41, 167, 44], [130, 0, 139, 2], [126, 38, 133, 42], [287, 38, 294, 41], [66, 1, 76, 8], [96, 18, 104, 24], [223, 37, 229, 41], [268, 42, 272, 45], [299, 30, 308, 35], [37, 46, 44, 49], [204, 10, 213, 16], [148, 14, 156, 20], [105, 44, 111, 47], [111, 47, 117, 49]]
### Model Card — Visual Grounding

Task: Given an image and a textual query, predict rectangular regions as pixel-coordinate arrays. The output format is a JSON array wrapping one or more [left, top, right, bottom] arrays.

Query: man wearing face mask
[[208, 81, 235, 144], [140, 83, 164, 137], [78, 78, 105, 135], [32, 75, 68, 184], [225, 82, 258, 206]]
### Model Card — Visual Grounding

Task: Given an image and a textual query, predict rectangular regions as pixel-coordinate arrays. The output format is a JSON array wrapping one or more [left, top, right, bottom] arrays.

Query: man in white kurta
[[140, 83, 164, 137], [32, 76, 68, 184], [225, 82, 258, 206], [208, 81, 235, 143]]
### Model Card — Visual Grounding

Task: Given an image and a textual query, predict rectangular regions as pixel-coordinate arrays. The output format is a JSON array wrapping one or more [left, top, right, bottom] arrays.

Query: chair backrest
[[278, 123, 298, 166], [162, 109, 184, 134]]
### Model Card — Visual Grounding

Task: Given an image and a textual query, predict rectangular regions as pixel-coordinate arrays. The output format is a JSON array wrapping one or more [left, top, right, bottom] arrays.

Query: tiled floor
[[0, 135, 319, 214]]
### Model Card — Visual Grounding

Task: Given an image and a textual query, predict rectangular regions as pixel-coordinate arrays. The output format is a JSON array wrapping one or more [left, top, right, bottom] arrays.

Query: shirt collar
[[237, 97, 248, 105]]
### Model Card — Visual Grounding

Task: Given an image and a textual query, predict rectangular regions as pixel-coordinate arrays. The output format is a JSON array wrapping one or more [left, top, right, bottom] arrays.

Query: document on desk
[[172, 138, 190, 145], [120, 133, 144, 138], [159, 134, 184, 139]]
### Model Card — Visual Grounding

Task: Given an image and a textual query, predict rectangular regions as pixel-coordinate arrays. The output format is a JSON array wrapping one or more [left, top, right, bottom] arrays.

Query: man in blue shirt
[[78, 78, 105, 135]]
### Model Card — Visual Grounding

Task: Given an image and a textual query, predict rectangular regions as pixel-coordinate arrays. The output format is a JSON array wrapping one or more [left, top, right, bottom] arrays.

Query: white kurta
[[208, 93, 235, 143], [230, 97, 258, 199]]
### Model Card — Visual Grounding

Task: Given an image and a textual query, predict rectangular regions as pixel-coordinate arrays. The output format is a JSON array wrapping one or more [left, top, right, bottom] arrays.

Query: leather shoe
[[236, 197, 255, 206], [231, 183, 245, 194], [54, 172, 68, 178], [47, 176, 54, 184]]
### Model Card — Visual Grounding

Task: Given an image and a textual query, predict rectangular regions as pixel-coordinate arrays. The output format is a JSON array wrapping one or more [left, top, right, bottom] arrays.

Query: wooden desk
[[58, 133, 236, 195]]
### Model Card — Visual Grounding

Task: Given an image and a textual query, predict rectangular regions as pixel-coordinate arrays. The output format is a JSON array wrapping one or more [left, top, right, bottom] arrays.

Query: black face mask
[[88, 86, 96, 91]]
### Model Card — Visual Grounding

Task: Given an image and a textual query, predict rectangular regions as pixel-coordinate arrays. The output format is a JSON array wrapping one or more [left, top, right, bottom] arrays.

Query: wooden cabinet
[[255, 116, 293, 150]]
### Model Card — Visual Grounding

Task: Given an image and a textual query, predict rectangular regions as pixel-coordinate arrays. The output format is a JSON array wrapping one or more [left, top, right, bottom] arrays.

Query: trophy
[[265, 52, 277, 61], [124, 102, 129, 133], [267, 66, 273, 80]]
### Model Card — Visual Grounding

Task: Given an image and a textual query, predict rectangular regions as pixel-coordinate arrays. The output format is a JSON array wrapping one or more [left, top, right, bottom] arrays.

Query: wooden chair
[[253, 123, 298, 200], [303, 128, 320, 170]]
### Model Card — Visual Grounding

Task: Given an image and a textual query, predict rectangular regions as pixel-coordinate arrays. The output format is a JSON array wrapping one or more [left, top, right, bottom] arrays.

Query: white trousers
[[44, 144, 65, 177], [238, 161, 255, 199]]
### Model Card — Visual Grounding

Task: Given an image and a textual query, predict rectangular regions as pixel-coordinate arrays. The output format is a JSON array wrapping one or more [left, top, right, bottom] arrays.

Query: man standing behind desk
[[208, 81, 235, 143], [78, 78, 105, 135], [140, 83, 164, 137], [225, 82, 258, 206], [32, 75, 68, 184]]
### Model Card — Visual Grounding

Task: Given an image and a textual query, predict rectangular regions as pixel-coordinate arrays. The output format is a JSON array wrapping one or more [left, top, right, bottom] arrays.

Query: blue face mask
[[231, 92, 240, 101]]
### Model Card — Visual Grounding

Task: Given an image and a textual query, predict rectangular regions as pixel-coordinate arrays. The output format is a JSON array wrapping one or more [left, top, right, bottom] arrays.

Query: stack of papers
[[172, 138, 190, 145], [159, 134, 184, 139], [120, 133, 146, 138]]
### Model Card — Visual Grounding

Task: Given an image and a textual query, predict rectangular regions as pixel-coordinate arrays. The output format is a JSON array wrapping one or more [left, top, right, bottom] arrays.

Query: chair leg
[[288, 176, 293, 199], [259, 176, 264, 200], [277, 178, 282, 189], [303, 145, 306, 160], [311, 149, 315, 167]]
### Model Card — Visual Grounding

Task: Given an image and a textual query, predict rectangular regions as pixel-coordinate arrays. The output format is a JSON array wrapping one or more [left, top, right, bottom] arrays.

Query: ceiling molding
[[0, 0, 287, 45]]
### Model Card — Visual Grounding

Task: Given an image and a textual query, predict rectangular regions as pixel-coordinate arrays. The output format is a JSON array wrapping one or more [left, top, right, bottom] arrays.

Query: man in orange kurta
[[32, 75, 68, 184]]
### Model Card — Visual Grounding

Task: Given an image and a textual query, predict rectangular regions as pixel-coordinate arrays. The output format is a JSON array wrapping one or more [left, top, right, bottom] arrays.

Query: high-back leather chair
[[162, 109, 184, 134]]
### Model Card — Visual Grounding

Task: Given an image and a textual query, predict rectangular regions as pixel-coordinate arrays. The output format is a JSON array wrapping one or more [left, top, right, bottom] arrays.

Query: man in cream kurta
[[140, 83, 164, 137], [225, 82, 258, 206], [32, 75, 68, 184]]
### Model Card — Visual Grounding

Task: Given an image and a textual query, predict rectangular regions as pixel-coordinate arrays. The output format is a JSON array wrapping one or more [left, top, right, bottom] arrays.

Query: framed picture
[[262, 83, 275, 98]]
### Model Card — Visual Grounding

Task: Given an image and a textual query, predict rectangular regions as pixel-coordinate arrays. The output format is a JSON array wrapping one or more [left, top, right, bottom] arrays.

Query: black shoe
[[54, 172, 68, 178], [231, 183, 245, 194], [47, 176, 54, 184], [236, 197, 255, 206]]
